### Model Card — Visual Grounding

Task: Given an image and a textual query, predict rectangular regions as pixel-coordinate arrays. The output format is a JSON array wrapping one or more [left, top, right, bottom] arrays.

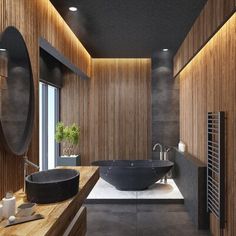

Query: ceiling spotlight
[[69, 6, 78, 12], [162, 49, 168, 52]]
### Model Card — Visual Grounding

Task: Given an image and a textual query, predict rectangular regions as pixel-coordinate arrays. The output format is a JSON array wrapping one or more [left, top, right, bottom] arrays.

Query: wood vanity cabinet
[[0, 167, 99, 236], [63, 206, 87, 236]]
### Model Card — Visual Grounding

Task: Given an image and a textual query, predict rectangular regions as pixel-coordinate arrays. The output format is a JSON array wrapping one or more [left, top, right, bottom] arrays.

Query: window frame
[[39, 81, 60, 171]]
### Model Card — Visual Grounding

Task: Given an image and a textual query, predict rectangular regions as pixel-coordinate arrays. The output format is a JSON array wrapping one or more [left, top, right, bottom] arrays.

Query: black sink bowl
[[25, 169, 80, 204]]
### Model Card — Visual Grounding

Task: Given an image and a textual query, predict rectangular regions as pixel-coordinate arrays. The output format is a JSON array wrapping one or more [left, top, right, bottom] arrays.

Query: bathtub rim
[[91, 159, 174, 169]]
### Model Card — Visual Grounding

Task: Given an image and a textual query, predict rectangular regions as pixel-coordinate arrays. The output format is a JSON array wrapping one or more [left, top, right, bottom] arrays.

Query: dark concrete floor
[[85, 204, 211, 236]]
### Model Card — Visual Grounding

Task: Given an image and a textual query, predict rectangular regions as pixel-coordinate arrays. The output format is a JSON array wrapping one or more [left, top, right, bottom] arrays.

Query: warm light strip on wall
[[178, 12, 236, 77], [37, 0, 91, 70], [91, 58, 151, 68], [92, 58, 151, 60], [91, 58, 151, 64], [47, 0, 91, 59]]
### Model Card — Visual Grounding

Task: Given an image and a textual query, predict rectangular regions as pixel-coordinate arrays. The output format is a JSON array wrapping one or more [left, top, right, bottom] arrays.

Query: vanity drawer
[[63, 206, 87, 236]]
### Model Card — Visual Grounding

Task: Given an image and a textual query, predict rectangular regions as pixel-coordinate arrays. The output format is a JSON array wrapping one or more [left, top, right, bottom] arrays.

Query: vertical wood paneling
[[90, 59, 151, 163], [178, 13, 236, 236], [60, 59, 151, 165], [174, 0, 236, 76], [60, 73, 90, 166], [0, 0, 91, 198]]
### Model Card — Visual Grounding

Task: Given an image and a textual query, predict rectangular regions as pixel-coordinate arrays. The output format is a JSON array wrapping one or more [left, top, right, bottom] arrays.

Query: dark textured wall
[[151, 51, 179, 159], [174, 149, 209, 229]]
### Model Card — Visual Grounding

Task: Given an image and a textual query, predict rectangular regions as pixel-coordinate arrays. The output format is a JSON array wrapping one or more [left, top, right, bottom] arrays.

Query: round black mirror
[[0, 26, 34, 155]]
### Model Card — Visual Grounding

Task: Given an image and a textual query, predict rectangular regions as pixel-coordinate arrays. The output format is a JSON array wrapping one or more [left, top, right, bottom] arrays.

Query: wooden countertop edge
[[46, 166, 99, 236]]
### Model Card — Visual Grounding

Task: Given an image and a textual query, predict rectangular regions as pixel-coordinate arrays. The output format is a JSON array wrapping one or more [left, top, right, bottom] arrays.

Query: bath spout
[[163, 147, 174, 183], [153, 143, 163, 160]]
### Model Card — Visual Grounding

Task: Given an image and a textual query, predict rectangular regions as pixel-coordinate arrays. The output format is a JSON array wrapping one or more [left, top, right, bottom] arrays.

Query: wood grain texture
[[0, 0, 91, 199], [63, 206, 87, 236], [90, 59, 151, 163], [60, 72, 90, 165], [60, 59, 151, 165], [174, 0, 236, 76], [178, 13, 236, 236], [0, 166, 99, 236]]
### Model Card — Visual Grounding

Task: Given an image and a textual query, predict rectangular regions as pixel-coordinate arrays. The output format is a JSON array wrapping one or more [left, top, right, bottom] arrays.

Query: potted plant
[[55, 122, 81, 166]]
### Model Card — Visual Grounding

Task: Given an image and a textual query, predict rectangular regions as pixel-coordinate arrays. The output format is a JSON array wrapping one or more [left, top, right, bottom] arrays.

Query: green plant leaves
[[55, 122, 65, 143], [55, 122, 80, 145]]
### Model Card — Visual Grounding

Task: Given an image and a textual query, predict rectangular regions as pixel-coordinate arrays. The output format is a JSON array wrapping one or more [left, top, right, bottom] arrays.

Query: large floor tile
[[86, 204, 211, 236]]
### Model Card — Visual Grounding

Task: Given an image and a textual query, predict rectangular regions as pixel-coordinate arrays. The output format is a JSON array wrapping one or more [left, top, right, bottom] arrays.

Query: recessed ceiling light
[[69, 6, 78, 12], [0, 48, 6, 52], [162, 49, 168, 52]]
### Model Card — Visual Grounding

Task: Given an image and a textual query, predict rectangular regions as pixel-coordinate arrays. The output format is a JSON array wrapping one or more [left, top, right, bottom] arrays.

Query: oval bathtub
[[92, 160, 174, 190]]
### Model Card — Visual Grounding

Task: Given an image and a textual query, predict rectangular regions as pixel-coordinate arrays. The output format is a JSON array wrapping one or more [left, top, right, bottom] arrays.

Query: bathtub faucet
[[153, 143, 163, 160], [163, 147, 174, 183], [164, 147, 173, 160]]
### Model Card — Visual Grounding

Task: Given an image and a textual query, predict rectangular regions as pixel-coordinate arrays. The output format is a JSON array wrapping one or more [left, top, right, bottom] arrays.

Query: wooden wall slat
[[174, 0, 236, 77], [60, 72, 90, 165], [0, 0, 91, 198], [90, 59, 151, 163], [60, 59, 151, 165], [178, 13, 236, 236]]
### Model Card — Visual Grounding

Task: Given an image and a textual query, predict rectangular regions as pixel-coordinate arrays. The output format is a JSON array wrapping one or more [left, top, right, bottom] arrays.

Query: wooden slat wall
[[178, 13, 236, 236], [90, 59, 151, 163], [0, 0, 91, 198], [174, 0, 236, 76], [60, 72, 90, 165], [60, 59, 151, 165]]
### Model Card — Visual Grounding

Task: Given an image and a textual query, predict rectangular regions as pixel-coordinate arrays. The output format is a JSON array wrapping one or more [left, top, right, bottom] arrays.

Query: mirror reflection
[[0, 27, 34, 155]]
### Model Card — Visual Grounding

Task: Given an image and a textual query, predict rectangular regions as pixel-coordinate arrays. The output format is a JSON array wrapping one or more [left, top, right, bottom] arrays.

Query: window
[[39, 82, 59, 170]]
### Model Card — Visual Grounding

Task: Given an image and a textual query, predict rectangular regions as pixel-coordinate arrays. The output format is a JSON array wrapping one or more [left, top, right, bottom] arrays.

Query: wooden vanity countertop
[[0, 166, 99, 236]]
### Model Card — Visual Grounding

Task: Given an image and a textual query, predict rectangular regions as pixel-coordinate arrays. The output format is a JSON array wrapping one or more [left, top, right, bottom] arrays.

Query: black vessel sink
[[25, 169, 80, 204]]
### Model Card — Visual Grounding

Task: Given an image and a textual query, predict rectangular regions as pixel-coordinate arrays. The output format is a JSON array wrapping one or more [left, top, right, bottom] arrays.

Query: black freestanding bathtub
[[92, 160, 174, 190]]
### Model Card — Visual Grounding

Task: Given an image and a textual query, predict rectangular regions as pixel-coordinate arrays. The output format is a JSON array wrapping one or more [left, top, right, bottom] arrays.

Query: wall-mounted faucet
[[164, 147, 172, 160], [163, 147, 174, 183], [23, 154, 40, 193], [153, 144, 174, 184], [153, 143, 163, 160]]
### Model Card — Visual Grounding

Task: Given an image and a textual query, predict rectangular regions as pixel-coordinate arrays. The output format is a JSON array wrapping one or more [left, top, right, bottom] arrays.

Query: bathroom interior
[[0, 0, 235, 235]]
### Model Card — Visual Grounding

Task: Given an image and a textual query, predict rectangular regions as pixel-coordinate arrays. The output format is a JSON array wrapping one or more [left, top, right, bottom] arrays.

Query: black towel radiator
[[207, 111, 225, 229]]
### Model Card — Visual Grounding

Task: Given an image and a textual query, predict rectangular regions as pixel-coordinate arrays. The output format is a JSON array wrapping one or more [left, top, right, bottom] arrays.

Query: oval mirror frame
[[0, 26, 34, 156]]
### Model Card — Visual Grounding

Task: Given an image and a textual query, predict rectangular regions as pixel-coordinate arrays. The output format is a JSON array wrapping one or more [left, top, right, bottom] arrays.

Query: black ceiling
[[50, 0, 207, 58]]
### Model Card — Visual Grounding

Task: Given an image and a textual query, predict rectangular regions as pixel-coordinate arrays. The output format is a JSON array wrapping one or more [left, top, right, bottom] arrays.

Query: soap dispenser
[[2, 191, 16, 218], [178, 141, 186, 152]]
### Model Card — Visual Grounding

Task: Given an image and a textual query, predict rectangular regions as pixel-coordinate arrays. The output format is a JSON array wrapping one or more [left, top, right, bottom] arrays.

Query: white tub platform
[[86, 178, 184, 204]]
